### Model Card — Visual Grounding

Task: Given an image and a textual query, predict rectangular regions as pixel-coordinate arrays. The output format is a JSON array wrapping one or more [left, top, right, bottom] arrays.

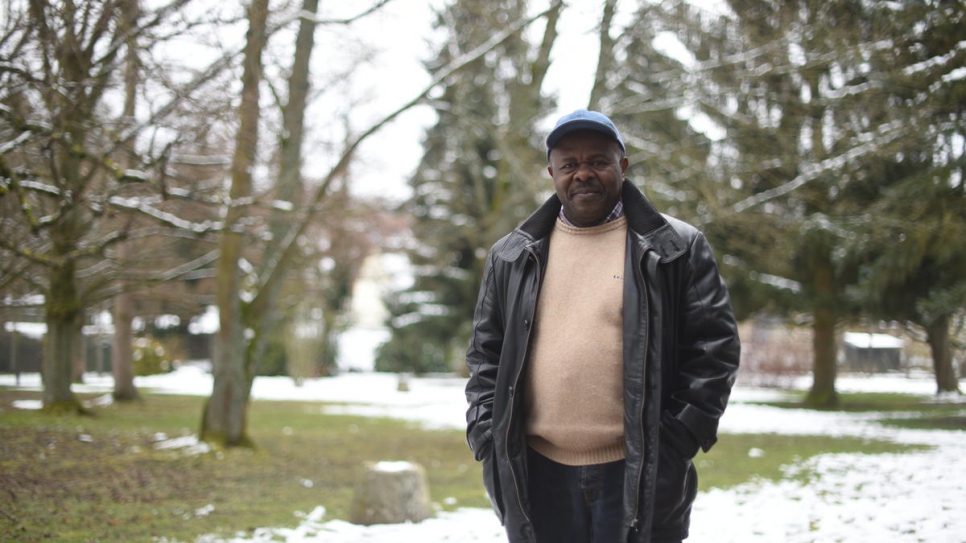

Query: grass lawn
[[755, 391, 966, 431], [0, 387, 936, 543]]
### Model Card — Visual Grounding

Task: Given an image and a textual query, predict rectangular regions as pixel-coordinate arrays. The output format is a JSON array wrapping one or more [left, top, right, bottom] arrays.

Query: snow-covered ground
[[3, 368, 965, 543]]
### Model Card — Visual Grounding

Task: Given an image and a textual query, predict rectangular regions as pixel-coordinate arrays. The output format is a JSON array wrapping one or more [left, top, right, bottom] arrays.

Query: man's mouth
[[572, 188, 600, 198]]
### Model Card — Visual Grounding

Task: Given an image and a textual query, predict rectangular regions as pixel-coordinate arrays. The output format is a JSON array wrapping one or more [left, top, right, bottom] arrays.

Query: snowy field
[[4, 367, 965, 543]]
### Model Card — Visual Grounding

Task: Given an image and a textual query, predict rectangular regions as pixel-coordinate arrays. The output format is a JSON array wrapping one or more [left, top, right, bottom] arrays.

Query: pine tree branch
[[698, 120, 906, 226]]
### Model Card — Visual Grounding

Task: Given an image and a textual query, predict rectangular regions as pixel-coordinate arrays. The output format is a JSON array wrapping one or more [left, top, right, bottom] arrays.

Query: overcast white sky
[[319, 0, 608, 203], [327, 0, 730, 203]]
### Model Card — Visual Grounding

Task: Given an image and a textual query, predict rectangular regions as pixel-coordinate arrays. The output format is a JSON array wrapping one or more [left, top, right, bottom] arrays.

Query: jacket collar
[[515, 181, 686, 261]]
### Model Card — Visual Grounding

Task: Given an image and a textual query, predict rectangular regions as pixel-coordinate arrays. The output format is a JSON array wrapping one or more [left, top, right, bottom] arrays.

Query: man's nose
[[573, 162, 596, 180]]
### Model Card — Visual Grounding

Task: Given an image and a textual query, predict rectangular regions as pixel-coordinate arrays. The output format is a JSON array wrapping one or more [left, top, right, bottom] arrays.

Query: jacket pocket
[[481, 447, 505, 523], [652, 417, 698, 528]]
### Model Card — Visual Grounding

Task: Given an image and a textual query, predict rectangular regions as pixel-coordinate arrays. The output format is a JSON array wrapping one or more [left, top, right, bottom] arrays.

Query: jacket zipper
[[629, 245, 651, 534], [506, 245, 541, 532]]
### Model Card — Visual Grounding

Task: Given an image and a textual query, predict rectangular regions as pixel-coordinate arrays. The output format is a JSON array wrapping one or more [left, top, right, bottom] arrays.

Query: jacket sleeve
[[465, 251, 504, 461], [671, 231, 740, 453]]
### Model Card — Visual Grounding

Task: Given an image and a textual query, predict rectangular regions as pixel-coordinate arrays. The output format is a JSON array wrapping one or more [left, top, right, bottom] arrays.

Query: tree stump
[[348, 461, 434, 525]]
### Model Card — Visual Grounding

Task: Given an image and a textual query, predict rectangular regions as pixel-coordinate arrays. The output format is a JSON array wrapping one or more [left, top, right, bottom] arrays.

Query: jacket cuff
[[677, 404, 719, 452], [468, 426, 493, 461]]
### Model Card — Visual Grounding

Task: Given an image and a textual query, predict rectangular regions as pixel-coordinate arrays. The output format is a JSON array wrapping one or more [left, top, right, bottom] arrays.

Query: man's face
[[548, 130, 628, 227]]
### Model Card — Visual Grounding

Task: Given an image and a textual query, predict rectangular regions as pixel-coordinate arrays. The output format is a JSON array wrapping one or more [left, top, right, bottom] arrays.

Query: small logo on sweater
[[613, 274, 623, 280]]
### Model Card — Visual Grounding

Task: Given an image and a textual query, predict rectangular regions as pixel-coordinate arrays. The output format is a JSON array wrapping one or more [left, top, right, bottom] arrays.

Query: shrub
[[131, 337, 174, 376]]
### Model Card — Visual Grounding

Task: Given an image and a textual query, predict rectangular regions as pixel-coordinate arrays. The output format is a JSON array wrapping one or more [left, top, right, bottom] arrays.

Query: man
[[464, 110, 740, 543]]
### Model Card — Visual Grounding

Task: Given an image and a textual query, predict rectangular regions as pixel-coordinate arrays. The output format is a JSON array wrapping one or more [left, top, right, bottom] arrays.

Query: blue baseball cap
[[545, 109, 625, 161]]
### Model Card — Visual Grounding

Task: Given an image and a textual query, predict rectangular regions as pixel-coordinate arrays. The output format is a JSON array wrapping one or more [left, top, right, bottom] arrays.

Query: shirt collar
[[558, 199, 625, 228]]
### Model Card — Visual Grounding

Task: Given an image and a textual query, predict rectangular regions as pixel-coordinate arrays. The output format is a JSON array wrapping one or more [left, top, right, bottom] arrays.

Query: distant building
[[1, 308, 218, 375], [1, 322, 45, 373], [842, 332, 903, 372], [337, 253, 410, 372]]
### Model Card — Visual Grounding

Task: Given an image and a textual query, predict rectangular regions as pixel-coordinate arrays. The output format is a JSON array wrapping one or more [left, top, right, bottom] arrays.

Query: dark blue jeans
[[526, 447, 626, 543]]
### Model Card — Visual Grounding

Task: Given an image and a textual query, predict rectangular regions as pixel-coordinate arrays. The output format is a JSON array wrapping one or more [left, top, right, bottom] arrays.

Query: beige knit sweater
[[524, 217, 627, 466]]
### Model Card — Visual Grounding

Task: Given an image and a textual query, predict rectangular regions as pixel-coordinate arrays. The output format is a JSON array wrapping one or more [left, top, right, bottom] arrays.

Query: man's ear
[[620, 156, 629, 174], [547, 165, 554, 177]]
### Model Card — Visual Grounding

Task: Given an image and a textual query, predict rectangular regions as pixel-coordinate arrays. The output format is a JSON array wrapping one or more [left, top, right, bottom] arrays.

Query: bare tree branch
[[300, 0, 397, 25], [252, 4, 558, 308]]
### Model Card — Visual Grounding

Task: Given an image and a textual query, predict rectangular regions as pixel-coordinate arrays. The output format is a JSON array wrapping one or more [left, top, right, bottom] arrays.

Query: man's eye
[[560, 163, 576, 170]]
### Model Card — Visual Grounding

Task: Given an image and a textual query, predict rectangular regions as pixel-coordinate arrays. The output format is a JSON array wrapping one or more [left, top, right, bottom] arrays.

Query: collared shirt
[[558, 199, 625, 227]]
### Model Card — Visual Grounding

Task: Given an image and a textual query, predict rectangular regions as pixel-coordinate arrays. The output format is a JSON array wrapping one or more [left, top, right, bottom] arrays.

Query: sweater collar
[[557, 199, 625, 227]]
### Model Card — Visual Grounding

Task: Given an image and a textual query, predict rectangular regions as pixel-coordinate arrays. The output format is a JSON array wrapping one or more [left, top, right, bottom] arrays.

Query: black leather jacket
[[465, 181, 740, 543]]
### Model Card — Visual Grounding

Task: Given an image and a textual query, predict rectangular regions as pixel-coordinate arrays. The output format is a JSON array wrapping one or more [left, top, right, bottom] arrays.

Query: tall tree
[[200, 0, 543, 445], [587, 0, 619, 112], [0, 0, 220, 412], [705, 0, 966, 401], [848, 0, 966, 394], [599, 0, 965, 405], [111, 0, 144, 402], [378, 0, 563, 374], [203, 0, 270, 447], [249, 0, 321, 373]]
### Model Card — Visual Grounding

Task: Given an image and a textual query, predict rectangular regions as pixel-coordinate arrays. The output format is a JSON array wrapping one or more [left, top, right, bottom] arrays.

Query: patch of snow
[[944, 66, 966, 82], [194, 504, 216, 518], [84, 394, 114, 408], [3, 321, 47, 339], [206, 509, 506, 543], [373, 461, 416, 473], [153, 435, 212, 456], [691, 445, 965, 542], [11, 399, 42, 410]]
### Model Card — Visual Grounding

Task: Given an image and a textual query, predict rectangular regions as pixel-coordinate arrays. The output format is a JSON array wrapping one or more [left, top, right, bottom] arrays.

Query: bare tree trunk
[[587, 0, 618, 111], [201, 0, 270, 448], [37, 0, 90, 410], [806, 252, 839, 408], [43, 260, 83, 413], [44, 96, 90, 411], [926, 314, 961, 395], [112, 269, 140, 401], [530, 0, 563, 97], [248, 0, 320, 373], [71, 324, 85, 383], [112, 0, 142, 402]]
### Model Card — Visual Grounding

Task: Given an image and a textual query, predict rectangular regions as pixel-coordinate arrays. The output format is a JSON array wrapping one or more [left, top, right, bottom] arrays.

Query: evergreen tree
[[603, 1, 716, 217], [605, 0, 964, 405], [596, 1, 787, 322], [848, 0, 966, 394], [377, 0, 562, 373]]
